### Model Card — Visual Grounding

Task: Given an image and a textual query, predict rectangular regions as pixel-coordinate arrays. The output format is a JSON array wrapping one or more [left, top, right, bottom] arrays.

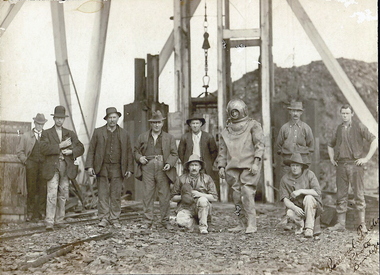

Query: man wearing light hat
[[86, 107, 133, 228], [171, 154, 218, 234], [279, 153, 322, 238], [276, 101, 314, 168], [134, 110, 178, 230], [17, 113, 48, 222], [178, 114, 218, 180], [40, 106, 84, 230]]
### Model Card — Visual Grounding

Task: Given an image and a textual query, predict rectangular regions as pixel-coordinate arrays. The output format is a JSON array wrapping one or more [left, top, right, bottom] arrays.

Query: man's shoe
[[200, 228, 208, 234], [358, 223, 368, 234], [295, 227, 303, 235], [46, 225, 54, 231], [245, 226, 257, 234], [304, 228, 313, 238], [98, 220, 109, 228], [113, 222, 122, 229], [56, 223, 69, 229], [328, 223, 345, 232]]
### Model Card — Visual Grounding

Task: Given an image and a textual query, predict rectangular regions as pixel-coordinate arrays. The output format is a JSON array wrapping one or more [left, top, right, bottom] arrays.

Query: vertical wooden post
[[217, 0, 228, 203], [224, 0, 232, 102], [174, 0, 182, 114], [260, 0, 274, 203], [173, 0, 191, 133]]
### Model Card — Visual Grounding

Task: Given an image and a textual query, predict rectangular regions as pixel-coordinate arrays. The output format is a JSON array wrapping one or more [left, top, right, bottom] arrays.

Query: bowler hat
[[103, 107, 122, 120], [287, 102, 304, 111], [148, 110, 166, 122], [284, 153, 309, 168], [33, 113, 48, 124], [186, 114, 206, 126], [51, 106, 69, 118], [185, 154, 204, 169]]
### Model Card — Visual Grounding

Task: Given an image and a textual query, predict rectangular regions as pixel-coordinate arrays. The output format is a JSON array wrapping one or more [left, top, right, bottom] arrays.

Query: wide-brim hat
[[51, 106, 69, 118], [185, 154, 204, 169], [287, 101, 304, 111], [103, 107, 122, 120], [186, 114, 206, 126], [148, 110, 166, 122], [33, 113, 48, 124], [284, 153, 309, 168]]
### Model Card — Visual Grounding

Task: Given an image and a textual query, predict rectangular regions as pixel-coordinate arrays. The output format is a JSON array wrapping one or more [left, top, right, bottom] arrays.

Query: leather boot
[[357, 210, 368, 234], [245, 211, 257, 234], [328, 213, 346, 231], [228, 205, 246, 232]]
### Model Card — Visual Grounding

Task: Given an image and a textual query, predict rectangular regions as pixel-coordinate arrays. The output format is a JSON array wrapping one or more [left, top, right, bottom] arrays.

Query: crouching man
[[279, 153, 322, 238], [171, 154, 218, 234]]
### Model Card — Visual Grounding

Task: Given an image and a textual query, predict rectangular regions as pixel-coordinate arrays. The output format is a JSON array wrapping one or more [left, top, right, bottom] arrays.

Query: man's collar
[[150, 129, 162, 136], [289, 120, 302, 126], [107, 124, 118, 132], [341, 121, 352, 127], [54, 125, 62, 131]]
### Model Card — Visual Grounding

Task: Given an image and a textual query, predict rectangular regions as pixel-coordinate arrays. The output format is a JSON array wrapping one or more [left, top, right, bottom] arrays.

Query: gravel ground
[[0, 202, 378, 274]]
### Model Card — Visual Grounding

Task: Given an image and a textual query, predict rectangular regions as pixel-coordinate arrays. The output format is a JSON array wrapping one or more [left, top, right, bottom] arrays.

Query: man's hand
[[59, 138, 72, 149], [290, 189, 302, 199], [219, 167, 226, 179], [355, 158, 368, 166], [124, 171, 132, 178], [192, 190, 203, 198], [330, 159, 338, 166], [87, 168, 96, 177], [62, 149, 73, 155], [139, 156, 148, 165], [250, 163, 259, 175], [293, 206, 305, 217], [162, 164, 171, 171]]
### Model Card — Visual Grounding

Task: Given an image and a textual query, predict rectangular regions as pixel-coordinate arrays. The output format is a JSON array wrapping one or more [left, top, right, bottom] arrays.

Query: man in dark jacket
[[86, 107, 133, 228], [327, 104, 377, 233], [178, 114, 218, 179], [40, 106, 84, 230], [134, 110, 178, 230], [16, 113, 48, 222]]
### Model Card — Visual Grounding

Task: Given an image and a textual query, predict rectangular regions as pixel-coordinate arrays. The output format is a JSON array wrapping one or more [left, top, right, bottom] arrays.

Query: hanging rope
[[201, 2, 210, 97]]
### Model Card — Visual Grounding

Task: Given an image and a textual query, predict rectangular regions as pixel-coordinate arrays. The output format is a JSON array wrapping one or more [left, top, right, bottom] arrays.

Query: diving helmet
[[226, 99, 248, 121]]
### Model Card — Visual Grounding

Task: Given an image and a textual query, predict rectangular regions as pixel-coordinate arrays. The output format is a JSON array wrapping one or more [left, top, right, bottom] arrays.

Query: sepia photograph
[[0, 0, 378, 274]]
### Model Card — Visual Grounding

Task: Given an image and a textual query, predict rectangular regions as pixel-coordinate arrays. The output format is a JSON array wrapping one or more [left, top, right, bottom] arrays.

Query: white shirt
[[192, 131, 202, 157]]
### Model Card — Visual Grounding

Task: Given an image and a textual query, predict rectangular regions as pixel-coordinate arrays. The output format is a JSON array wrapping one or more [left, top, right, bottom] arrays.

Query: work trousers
[[141, 158, 171, 224], [97, 163, 123, 223], [45, 160, 69, 225], [176, 197, 211, 230], [227, 168, 259, 222], [25, 159, 46, 219], [287, 195, 317, 230], [336, 162, 365, 214]]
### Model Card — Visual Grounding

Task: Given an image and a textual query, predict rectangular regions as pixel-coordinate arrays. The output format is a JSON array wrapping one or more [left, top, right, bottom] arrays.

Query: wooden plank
[[229, 39, 261, 48], [223, 29, 260, 39], [0, 0, 25, 38], [217, 0, 227, 203], [50, 1, 75, 132], [260, 0, 274, 203], [286, 0, 378, 136]]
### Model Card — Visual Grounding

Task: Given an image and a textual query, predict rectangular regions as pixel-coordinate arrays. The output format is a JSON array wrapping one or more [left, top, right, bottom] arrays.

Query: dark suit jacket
[[40, 126, 84, 180], [85, 125, 133, 176], [134, 130, 178, 183], [178, 131, 218, 176]]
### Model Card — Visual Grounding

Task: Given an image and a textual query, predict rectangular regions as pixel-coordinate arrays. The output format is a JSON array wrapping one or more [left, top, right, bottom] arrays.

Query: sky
[[0, 0, 377, 130]]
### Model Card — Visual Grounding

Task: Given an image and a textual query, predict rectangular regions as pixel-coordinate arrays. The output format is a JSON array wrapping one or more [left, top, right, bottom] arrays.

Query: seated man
[[171, 154, 218, 234], [279, 153, 323, 238]]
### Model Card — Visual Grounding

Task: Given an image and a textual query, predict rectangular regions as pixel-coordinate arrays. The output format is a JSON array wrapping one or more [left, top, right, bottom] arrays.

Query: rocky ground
[[0, 201, 378, 275]]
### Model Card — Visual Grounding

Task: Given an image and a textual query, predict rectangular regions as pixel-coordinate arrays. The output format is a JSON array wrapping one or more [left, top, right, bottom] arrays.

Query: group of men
[[17, 99, 377, 237]]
